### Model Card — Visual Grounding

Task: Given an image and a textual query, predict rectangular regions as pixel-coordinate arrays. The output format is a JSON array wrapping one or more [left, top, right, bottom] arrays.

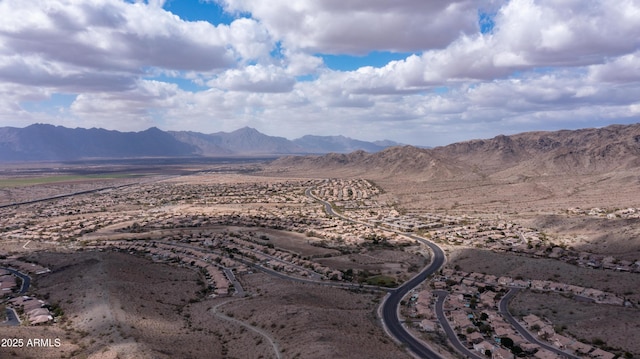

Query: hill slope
[[269, 123, 640, 180], [292, 135, 399, 154], [267, 123, 640, 212]]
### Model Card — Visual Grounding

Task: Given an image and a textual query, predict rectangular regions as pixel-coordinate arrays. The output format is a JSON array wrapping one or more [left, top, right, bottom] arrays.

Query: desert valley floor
[[0, 151, 638, 359]]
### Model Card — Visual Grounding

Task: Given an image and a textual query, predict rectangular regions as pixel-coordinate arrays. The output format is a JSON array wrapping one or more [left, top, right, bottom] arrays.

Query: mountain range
[[3, 123, 639, 180], [269, 123, 640, 180], [0, 124, 401, 162]]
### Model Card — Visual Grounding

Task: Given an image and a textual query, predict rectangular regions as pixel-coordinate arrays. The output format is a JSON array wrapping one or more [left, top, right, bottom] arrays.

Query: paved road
[[1, 267, 30, 294], [380, 235, 446, 359], [433, 291, 485, 359], [0, 182, 143, 209], [242, 246, 322, 280], [1, 267, 31, 326], [0, 174, 180, 210], [499, 288, 580, 359], [3, 307, 21, 326], [306, 186, 447, 358], [233, 254, 391, 292], [305, 188, 335, 217], [222, 268, 245, 297], [158, 240, 390, 293]]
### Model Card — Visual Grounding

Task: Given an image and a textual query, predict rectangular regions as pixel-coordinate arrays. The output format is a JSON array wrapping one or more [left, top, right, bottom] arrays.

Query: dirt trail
[[211, 298, 282, 359]]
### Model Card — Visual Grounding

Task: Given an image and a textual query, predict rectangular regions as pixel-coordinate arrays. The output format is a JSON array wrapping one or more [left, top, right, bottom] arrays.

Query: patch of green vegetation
[[364, 275, 398, 287], [0, 174, 142, 187]]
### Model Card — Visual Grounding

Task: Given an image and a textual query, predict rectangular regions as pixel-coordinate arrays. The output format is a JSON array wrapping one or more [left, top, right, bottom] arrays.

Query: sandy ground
[[370, 170, 640, 215], [519, 214, 640, 261], [216, 272, 410, 359], [0, 250, 410, 359], [317, 248, 426, 282], [245, 228, 341, 258], [9, 250, 229, 359], [1, 162, 638, 358], [510, 291, 640, 356]]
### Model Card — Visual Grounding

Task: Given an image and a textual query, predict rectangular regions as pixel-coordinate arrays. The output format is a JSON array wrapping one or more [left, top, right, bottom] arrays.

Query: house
[[522, 314, 545, 329], [531, 280, 549, 291], [480, 291, 497, 308], [484, 275, 498, 285], [493, 347, 514, 359], [451, 311, 474, 329], [591, 348, 616, 359], [520, 343, 540, 354], [29, 314, 53, 325], [537, 325, 555, 339], [568, 341, 593, 355], [27, 308, 50, 317], [494, 325, 512, 337], [550, 334, 573, 349], [462, 278, 475, 286], [474, 341, 494, 355], [433, 281, 447, 290], [511, 279, 530, 288], [420, 319, 436, 332], [0, 275, 16, 291], [534, 349, 561, 359], [466, 331, 484, 344]]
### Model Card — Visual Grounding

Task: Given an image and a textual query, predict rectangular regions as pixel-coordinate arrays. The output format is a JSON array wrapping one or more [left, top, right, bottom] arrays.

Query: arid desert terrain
[[1, 125, 639, 359]]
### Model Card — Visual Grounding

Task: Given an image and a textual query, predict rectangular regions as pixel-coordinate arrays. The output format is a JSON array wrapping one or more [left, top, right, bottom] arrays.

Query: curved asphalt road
[[158, 239, 391, 293], [2, 267, 30, 294], [434, 291, 485, 359], [1, 267, 31, 326], [381, 234, 446, 359], [499, 288, 580, 359], [306, 187, 447, 358]]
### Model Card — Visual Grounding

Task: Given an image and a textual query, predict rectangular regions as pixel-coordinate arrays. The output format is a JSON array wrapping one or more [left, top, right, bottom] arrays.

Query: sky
[[1, 0, 640, 146]]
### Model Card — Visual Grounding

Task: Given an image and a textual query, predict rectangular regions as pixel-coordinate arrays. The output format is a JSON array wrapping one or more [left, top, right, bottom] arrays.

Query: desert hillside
[[266, 123, 640, 212], [269, 123, 640, 179]]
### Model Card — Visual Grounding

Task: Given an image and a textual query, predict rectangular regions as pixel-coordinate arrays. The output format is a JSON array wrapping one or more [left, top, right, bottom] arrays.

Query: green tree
[[500, 337, 514, 349], [511, 346, 523, 355]]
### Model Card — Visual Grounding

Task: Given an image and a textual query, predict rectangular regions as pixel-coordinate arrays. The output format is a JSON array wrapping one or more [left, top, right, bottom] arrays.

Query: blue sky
[[163, 0, 238, 24], [163, 1, 420, 72], [1, 0, 639, 146]]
